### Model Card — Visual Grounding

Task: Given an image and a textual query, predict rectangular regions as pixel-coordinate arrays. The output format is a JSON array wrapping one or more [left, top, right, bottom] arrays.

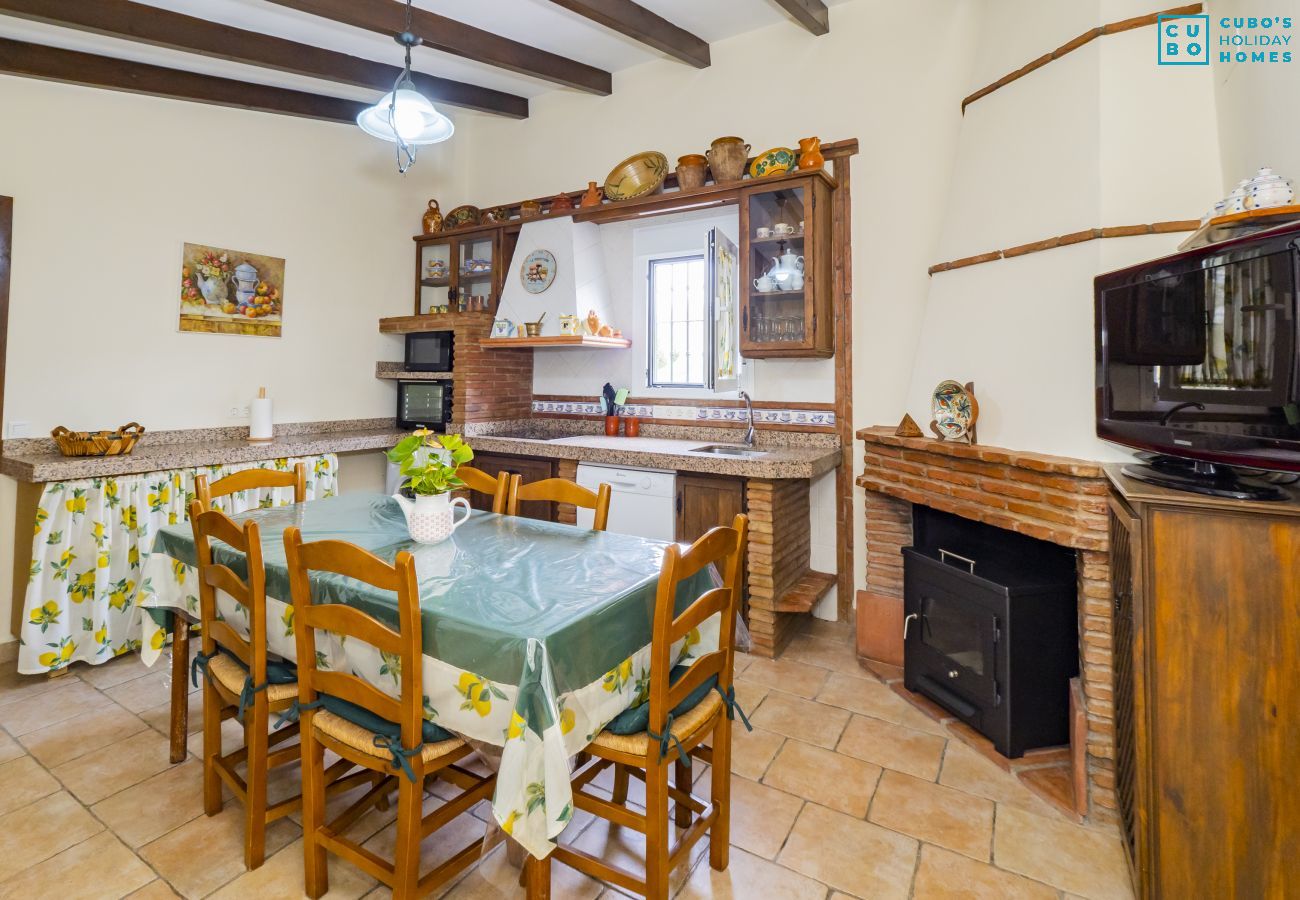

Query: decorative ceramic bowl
[[445, 205, 481, 229], [931, 380, 975, 441], [749, 147, 796, 179], [603, 151, 669, 201]]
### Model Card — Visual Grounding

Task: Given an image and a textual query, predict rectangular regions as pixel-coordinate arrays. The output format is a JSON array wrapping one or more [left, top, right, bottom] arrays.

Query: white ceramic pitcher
[[393, 492, 471, 545]]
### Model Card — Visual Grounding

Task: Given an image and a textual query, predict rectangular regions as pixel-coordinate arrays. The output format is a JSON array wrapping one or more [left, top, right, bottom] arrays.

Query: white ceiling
[[0, 0, 855, 112]]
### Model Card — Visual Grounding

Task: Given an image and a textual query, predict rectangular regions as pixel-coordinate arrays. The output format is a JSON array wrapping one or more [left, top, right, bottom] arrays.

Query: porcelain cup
[[774, 223, 796, 235], [790, 273, 805, 290], [755, 227, 772, 239], [754, 276, 775, 292]]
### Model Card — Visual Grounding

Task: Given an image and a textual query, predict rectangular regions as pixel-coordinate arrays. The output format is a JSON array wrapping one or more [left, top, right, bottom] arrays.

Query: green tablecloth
[[138, 492, 719, 857]]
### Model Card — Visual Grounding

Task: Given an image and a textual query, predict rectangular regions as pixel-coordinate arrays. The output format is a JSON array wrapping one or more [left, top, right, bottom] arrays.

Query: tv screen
[[1096, 222, 1300, 474]]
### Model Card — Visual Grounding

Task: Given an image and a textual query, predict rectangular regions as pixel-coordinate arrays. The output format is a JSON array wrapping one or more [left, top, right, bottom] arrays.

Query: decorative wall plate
[[444, 205, 480, 229], [603, 151, 669, 201], [520, 250, 557, 293], [930, 380, 977, 442]]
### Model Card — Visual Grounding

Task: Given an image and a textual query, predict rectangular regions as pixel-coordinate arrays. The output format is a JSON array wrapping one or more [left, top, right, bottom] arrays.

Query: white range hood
[[495, 217, 615, 336]]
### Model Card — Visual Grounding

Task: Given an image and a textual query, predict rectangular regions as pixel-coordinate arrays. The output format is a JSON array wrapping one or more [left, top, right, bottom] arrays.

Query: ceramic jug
[[393, 492, 471, 545], [422, 200, 444, 234], [706, 137, 750, 184], [231, 262, 259, 305], [676, 154, 708, 191], [797, 137, 824, 170], [579, 182, 603, 208]]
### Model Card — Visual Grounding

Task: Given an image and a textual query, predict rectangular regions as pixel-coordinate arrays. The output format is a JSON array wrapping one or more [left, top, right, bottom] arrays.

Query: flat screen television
[[1095, 220, 1300, 500]]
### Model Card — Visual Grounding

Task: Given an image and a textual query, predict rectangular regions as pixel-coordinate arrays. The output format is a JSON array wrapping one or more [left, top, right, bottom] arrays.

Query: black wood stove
[[903, 506, 1078, 758]]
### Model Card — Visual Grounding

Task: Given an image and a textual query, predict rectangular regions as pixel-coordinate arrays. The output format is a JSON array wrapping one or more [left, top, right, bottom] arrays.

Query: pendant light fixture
[[356, 0, 454, 173]]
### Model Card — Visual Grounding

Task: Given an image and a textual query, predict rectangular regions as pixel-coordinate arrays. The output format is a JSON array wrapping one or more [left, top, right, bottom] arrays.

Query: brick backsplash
[[856, 426, 1116, 824]]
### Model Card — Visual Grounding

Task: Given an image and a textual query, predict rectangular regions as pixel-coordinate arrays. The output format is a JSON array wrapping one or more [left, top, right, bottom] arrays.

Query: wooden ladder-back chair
[[537, 514, 750, 899], [167, 462, 308, 764], [453, 465, 511, 513], [507, 475, 612, 531], [195, 461, 307, 510], [190, 502, 311, 869], [284, 529, 496, 899]]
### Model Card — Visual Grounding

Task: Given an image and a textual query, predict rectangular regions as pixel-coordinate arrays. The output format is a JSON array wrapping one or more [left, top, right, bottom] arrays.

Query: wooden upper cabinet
[[414, 227, 504, 316], [739, 172, 834, 359]]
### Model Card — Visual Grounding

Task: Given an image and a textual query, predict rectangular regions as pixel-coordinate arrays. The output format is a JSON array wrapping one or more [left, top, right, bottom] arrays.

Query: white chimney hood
[[495, 217, 615, 335]]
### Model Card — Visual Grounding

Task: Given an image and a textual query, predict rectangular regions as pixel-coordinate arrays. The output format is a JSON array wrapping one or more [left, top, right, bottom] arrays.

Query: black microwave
[[404, 330, 454, 372], [397, 381, 453, 431]]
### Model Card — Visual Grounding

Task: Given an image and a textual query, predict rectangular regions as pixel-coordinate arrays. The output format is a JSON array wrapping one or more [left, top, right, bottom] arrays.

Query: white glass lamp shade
[[357, 88, 454, 145]]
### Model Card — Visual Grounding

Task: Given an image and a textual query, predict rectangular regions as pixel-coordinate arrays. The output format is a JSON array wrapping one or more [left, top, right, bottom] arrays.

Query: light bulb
[[391, 102, 425, 141]]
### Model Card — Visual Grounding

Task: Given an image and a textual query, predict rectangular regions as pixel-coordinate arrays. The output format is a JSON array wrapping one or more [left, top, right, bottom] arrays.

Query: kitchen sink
[[691, 444, 768, 458]]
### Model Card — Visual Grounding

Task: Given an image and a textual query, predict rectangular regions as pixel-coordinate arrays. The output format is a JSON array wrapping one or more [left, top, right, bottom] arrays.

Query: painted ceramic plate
[[931, 380, 974, 440], [444, 205, 480, 229], [603, 151, 669, 201], [521, 249, 557, 293], [749, 147, 796, 179]]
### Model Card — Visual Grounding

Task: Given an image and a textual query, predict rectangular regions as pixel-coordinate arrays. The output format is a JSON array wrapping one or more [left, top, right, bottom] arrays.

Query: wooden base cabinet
[[1108, 472, 1300, 899], [467, 453, 555, 521]]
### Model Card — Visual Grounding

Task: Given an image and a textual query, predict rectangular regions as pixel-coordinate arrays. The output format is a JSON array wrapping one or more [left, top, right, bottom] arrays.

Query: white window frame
[[646, 253, 710, 390]]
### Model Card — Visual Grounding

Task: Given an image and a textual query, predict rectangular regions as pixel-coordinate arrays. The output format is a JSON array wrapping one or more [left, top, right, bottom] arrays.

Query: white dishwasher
[[576, 463, 676, 540]]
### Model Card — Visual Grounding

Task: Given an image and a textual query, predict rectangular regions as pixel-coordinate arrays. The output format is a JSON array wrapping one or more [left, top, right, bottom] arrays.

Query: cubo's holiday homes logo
[[1158, 13, 1210, 64]]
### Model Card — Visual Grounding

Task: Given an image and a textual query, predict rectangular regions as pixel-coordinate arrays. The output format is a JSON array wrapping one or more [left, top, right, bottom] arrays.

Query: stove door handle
[[938, 548, 976, 574], [903, 613, 919, 641]]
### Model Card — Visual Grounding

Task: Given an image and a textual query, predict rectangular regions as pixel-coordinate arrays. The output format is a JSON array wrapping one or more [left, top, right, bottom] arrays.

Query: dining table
[[136, 491, 720, 859]]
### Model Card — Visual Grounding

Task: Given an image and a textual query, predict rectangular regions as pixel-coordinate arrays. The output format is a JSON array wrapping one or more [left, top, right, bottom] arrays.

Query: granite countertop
[[463, 420, 842, 480], [0, 419, 406, 483]]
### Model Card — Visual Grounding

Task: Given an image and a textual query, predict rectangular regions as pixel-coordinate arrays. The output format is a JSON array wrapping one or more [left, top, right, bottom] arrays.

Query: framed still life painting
[[178, 242, 285, 337]]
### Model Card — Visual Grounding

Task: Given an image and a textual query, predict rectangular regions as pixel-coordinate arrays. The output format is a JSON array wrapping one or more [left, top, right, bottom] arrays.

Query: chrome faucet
[[739, 391, 757, 447]]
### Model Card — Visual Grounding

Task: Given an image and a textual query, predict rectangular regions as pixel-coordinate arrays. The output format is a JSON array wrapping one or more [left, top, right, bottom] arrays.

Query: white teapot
[[393, 492, 471, 545], [1244, 167, 1294, 211], [767, 250, 805, 290]]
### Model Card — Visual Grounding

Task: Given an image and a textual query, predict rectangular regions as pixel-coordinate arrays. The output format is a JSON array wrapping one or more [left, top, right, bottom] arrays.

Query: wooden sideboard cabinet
[[468, 453, 555, 521], [1107, 470, 1299, 899]]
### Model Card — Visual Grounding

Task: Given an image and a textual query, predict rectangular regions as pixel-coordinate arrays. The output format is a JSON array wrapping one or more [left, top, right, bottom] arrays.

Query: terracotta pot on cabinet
[[706, 136, 750, 184], [421, 199, 443, 234], [676, 154, 708, 191], [797, 137, 824, 171], [519, 199, 542, 219], [550, 193, 575, 213], [579, 181, 603, 208]]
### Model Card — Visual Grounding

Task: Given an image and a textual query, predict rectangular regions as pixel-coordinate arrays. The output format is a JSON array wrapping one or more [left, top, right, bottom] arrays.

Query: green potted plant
[[387, 429, 474, 544]]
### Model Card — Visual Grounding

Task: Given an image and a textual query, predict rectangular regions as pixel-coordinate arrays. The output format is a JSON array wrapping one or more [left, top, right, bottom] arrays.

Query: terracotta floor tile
[[139, 802, 301, 899], [139, 690, 204, 737], [0, 755, 61, 816], [75, 653, 155, 689], [781, 634, 871, 679], [362, 797, 492, 884], [762, 739, 881, 817], [994, 805, 1134, 899], [438, 842, 603, 899], [103, 670, 173, 714], [566, 814, 705, 896], [52, 728, 179, 805], [18, 701, 149, 769], [747, 691, 850, 750], [187, 714, 245, 760], [728, 725, 785, 780], [125, 880, 182, 899], [778, 802, 918, 899], [0, 666, 74, 709], [732, 653, 753, 678], [912, 844, 1057, 899], [837, 715, 947, 781], [0, 679, 104, 736], [939, 742, 1055, 817], [91, 758, 207, 848], [727, 776, 804, 859], [210, 836, 376, 900], [868, 770, 994, 861], [676, 845, 827, 899], [736, 657, 830, 700], [0, 792, 104, 882], [816, 672, 947, 735], [731, 678, 769, 716], [800, 617, 855, 642], [0, 830, 154, 900], [0, 731, 23, 765]]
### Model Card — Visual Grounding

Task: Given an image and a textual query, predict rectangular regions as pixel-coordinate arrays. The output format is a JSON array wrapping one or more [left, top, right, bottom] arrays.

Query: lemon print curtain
[[19, 454, 337, 674]]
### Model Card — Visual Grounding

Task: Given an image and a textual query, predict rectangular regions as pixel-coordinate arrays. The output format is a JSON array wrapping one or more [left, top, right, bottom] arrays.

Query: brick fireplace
[[855, 427, 1116, 825]]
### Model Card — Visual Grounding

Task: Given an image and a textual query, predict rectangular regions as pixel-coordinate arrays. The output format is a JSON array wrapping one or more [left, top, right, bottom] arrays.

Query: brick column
[[555, 459, 578, 525], [746, 479, 811, 658]]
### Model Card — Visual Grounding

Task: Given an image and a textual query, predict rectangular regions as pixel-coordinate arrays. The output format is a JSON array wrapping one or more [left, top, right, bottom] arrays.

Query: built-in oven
[[404, 330, 454, 372], [397, 381, 453, 431]]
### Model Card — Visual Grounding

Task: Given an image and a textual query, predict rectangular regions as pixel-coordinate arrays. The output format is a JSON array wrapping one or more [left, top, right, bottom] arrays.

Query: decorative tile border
[[531, 400, 835, 427]]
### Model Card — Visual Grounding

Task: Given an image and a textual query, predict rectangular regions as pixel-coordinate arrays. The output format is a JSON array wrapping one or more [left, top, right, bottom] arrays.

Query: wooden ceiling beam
[[0, 37, 367, 123], [770, 0, 829, 35], [0, 0, 528, 118], [544, 0, 709, 67], [263, 0, 612, 95]]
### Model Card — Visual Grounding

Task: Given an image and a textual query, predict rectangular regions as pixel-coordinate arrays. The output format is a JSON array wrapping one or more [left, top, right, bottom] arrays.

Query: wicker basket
[[51, 422, 145, 457]]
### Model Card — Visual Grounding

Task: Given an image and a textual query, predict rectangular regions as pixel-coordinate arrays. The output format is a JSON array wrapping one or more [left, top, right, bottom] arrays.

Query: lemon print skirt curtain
[[19, 455, 338, 674]]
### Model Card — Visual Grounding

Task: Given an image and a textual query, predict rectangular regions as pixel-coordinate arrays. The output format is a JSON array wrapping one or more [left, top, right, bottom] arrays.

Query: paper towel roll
[[249, 396, 274, 443]]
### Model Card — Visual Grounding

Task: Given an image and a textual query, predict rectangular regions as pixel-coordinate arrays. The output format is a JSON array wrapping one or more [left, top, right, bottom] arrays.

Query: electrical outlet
[[6, 420, 29, 438], [240, 405, 250, 418], [655, 405, 696, 421], [228, 406, 241, 418]]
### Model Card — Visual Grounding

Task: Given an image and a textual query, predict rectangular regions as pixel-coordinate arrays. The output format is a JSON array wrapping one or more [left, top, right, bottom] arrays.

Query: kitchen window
[[647, 254, 708, 388]]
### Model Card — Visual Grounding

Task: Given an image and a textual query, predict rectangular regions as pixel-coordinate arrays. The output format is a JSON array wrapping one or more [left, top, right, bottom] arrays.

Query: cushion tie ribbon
[[190, 648, 219, 689], [713, 684, 753, 732], [274, 698, 322, 731], [372, 735, 424, 783], [647, 713, 690, 765]]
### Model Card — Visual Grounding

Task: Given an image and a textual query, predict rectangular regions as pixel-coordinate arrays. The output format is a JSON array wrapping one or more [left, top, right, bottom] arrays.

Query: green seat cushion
[[215, 645, 297, 685], [317, 693, 454, 745], [604, 665, 718, 735]]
